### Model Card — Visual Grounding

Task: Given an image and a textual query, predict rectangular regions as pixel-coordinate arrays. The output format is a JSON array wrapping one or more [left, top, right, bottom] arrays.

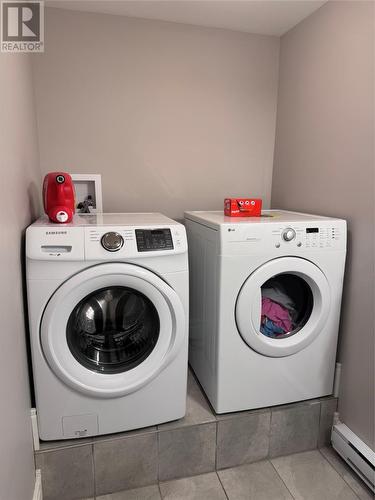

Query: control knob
[[282, 228, 296, 242], [101, 232, 124, 252]]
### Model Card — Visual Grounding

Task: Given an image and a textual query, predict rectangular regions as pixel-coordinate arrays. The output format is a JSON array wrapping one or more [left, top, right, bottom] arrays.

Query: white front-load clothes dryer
[[26, 213, 188, 440], [184, 210, 346, 413]]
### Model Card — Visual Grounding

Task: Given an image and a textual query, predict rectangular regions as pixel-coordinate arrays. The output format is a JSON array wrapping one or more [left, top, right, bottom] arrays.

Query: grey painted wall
[[32, 8, 279, 220], [0, 54, 41, 499], [272, 1, 374, 450]]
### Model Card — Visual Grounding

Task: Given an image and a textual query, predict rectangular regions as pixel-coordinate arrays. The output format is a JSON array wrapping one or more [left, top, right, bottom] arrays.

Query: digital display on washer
[[135, 228, 174, 252], [306, 228, 319, 233]]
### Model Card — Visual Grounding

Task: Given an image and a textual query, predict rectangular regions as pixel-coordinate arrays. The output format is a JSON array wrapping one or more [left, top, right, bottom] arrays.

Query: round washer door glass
[[235, 257, 330, 357], [66, 286, 160, 374], [41, 263, 186, 398]]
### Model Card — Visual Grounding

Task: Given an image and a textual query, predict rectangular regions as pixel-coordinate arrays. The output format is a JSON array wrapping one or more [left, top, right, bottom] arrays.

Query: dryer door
[[41, 263, 186, 397], [235, 257, 330, 357]]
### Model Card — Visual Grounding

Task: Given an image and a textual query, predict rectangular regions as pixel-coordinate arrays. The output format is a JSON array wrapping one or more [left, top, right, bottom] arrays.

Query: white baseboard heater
[[331, 423, 375, 492]]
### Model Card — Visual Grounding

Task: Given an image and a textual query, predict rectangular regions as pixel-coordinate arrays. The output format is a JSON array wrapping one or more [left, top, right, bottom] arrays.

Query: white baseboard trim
[[32, 469, 43, 500], [331, 423, 375, 492]]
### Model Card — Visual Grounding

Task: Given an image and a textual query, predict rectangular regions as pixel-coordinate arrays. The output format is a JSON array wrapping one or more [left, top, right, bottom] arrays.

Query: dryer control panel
[[271, 225, 344, 250], [304, 226, 341, 248], [220, 219, 346, 255]]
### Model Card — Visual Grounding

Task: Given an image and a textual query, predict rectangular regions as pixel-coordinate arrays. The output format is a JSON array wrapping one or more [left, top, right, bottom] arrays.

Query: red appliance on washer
[[43, 172, 75, 223]]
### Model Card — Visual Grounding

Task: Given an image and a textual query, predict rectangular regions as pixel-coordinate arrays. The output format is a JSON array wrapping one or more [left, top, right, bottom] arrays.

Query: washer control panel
[[83, 225, 186, 260], [26, 221, 188, 261], [135, 228, 174, 252]]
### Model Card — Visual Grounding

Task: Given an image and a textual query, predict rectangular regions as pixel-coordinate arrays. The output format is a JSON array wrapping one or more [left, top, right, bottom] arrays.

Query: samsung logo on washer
[[46, 231, 67, 235]]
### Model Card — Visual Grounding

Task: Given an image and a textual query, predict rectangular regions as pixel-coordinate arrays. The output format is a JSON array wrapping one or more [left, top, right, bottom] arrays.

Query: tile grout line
[[157, 481, 163, 499], [268, 458, 297, 500], [157, 425, 161, 484], [317, 400, 323, 448], [267, 409, 272, 457], [318, 448, 362, 500], [215, 470, 230, 500], [215, 418, 219, 471], [91, 442, 97, 500], [268, 407, 275, 457], [37, 439, 93, 454]]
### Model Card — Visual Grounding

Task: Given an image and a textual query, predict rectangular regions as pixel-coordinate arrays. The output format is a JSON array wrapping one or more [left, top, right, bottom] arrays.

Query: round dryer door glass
[[66, 286, 160, 373], [260, 274, 313, 339]]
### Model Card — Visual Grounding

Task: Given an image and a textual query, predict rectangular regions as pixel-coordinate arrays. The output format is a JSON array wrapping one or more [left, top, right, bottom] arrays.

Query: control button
[[297, 242, 302, 247], [56, 211, 68, 223], [282, 228, 296, 242], [275, 242, 280, 248], [101, 232, 124, 252]]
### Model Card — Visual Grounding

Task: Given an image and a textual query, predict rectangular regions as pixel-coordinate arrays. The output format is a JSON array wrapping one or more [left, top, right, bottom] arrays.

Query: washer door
[[235, 257, 330, 357], [41, 263, 186, 398]]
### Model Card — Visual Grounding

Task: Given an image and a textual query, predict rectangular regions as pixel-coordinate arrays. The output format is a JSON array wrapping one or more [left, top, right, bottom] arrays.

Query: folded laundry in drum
[[261, 297, 293, 334]]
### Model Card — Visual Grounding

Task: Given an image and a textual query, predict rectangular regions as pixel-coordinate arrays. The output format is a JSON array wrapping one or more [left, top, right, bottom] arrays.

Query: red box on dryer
[[224, 198, 262, 217]]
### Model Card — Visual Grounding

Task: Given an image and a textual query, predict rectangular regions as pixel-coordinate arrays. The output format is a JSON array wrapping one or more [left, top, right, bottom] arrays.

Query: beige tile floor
[[85, 448, 373, 500]]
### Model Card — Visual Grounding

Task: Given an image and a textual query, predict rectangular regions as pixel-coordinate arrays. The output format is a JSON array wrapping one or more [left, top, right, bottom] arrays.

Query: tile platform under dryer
[[35, 369, 340, 500]]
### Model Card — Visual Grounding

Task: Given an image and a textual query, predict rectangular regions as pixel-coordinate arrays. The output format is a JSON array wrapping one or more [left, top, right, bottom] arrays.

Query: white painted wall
[[0, 54, 41, 499], [272, 1, 374, 450], [32, 8, 280, 220]]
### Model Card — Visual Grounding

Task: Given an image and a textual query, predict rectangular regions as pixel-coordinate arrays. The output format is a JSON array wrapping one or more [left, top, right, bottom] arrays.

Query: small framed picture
[[71, 174, 103, 213]]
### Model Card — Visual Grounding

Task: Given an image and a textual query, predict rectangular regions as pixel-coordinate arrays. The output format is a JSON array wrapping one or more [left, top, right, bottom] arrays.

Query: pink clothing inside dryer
[[261, 297, 293, 333]]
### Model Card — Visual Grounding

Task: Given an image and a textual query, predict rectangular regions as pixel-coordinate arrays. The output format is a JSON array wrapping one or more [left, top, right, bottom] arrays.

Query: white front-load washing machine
[[26, 213, 188, 440], [184, 210, 346, 413]]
